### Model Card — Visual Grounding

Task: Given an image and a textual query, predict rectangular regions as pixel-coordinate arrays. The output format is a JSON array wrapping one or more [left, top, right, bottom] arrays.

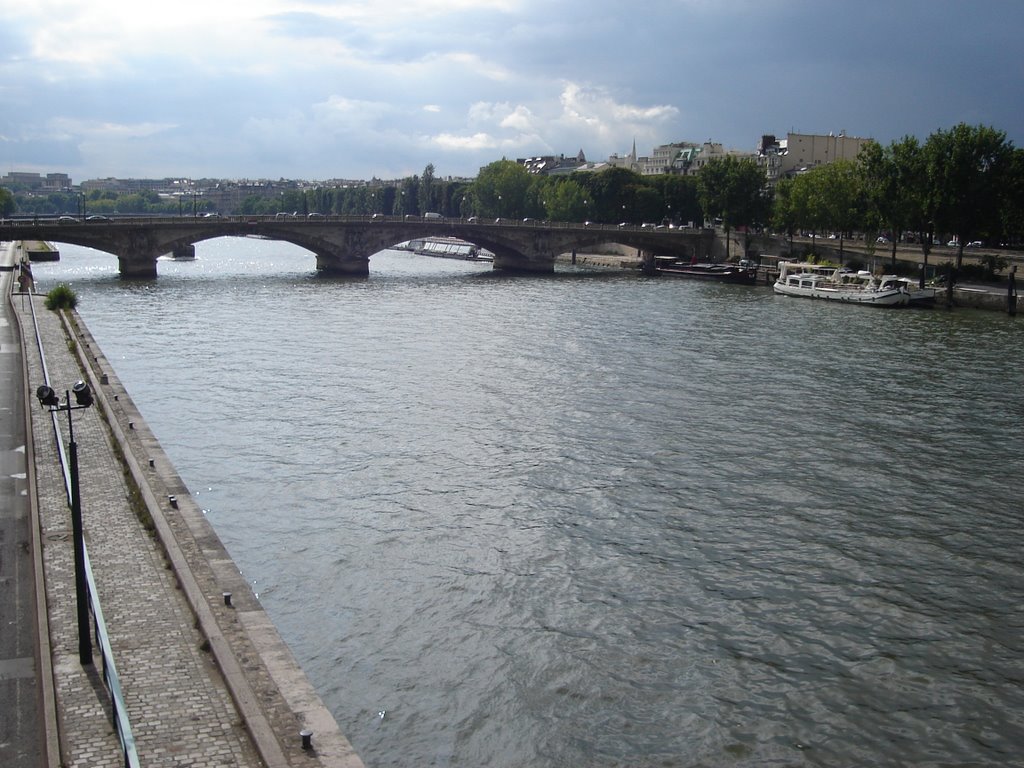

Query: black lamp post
[[37, 381, 95, 665]]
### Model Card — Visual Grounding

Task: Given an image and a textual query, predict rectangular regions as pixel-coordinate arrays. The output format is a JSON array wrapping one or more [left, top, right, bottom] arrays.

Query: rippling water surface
[[34, 239, 1024, 767]]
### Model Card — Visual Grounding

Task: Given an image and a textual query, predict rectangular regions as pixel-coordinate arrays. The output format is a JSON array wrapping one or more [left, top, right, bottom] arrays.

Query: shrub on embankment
[[44, 283, 78, 310]]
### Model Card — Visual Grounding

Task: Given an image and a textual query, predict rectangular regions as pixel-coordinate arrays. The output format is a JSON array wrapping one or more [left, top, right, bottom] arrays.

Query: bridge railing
[[1, 212, 710, 234]]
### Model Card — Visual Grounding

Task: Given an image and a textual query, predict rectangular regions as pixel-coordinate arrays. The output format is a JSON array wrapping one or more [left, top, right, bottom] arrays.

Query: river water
[[33, 238, 1024, 767]]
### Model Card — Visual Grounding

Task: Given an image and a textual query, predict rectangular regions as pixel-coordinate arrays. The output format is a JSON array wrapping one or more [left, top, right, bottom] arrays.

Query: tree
[[471, 160, 532, 218], [926, 123, 1013, 288], [771, 177, 801, 252], [860, 138, 920, 269], [419, 164, 436, 214], [657, 174, 702, 227], [811, 160, 864, 261], [697, 157, 767, 259], [571, 167, 645, 223], [392, 176, 419, 216], [541, 178, 589, 221], [999, 147, 1024, 247], [1, 187, 18, 216]]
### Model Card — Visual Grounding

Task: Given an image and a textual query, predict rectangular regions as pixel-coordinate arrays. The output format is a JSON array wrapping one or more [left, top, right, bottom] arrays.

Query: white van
[[424, 212, 443, 220]]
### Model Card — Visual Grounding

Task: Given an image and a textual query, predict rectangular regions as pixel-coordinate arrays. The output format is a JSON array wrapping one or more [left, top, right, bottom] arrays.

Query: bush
[[44, 283, 78, 310]]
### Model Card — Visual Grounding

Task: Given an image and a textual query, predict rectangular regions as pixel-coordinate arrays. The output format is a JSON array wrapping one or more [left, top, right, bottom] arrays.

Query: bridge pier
[[489, 234, 558, 273], [117, 253, 158, 279], [490, 252, 555, 273], [314, 252, 370, 277]]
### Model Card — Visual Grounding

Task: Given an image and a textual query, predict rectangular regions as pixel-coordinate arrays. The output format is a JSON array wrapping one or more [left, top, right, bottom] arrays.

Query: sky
[[2, 0, 1022, 183]]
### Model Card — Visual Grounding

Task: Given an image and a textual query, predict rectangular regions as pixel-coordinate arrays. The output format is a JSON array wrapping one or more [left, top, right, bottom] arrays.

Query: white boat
[[402, 236, 492, 261], [773, 262, 909, 306], [878, 276, 937, 305]]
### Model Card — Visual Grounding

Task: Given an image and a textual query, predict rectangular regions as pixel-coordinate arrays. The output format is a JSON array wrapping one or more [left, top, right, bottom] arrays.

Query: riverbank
[[8, 241, 363, 767], [556, 250, 1018, 314]]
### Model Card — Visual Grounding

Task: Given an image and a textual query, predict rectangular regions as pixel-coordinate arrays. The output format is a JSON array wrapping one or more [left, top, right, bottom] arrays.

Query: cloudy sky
[[2, 0, 1021, 183]]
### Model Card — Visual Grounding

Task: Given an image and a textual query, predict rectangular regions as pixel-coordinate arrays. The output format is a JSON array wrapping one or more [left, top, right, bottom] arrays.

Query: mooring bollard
[[1008, 266, 1017, 317], [223, 592, 232, 607], [300, 730, 313, 750], [168, 495, 178, 509]]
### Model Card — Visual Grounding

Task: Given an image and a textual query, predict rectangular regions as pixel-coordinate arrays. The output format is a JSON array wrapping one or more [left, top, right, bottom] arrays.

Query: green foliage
[[419, 164, 436, 214], [44, 283, 78, 311], [0, 186, 14, 216], [926, 124, 1014, 270], [811, 160, 864, 240], [571, 167, 643, 223], [393, 176, 419, 216], [698, 156, 768, 257], [472, 160, 533, 218], [979, 252, 1009, 279], [656, 174, 702, 226], [771, 177, 801, 239], [540, 179, 588, 221], [774, 123, 1020, 265], [1003, 147, 1024, 244], [697, 156, 767, 231]]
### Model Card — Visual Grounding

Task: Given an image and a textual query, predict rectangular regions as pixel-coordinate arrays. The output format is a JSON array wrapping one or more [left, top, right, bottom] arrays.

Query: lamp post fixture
[[37, 381, 95, 665]]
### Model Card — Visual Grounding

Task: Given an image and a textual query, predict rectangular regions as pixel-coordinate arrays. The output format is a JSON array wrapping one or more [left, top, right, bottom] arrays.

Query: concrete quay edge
[[63, 307, 366, 768]]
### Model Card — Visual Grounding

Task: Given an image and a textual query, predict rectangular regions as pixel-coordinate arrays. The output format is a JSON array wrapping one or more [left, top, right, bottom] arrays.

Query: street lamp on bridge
[[36, 380, 95, 665]]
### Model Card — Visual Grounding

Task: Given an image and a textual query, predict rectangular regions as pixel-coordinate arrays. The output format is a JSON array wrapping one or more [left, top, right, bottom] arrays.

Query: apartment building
[[1, 171, 72, 191], [758, 131, 871, 186]]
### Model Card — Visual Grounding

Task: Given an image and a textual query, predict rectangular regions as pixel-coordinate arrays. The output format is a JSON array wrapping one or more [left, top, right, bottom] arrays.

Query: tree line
[[236, 161, 707, 227], [5, 123, 1020, 276], [772, 123, 1022, 279]]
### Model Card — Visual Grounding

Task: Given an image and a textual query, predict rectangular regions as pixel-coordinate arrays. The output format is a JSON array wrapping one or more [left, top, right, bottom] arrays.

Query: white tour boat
[[773, 262, 910, 307], [878, 275, 937, 305]]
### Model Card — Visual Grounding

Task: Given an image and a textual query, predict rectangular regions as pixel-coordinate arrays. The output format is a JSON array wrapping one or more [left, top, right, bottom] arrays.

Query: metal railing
[[25, 288, 141, 768]]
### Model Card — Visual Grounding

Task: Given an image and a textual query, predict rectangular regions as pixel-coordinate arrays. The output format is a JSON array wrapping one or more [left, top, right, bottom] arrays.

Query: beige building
[[758, 131, 871, 186], [1, 171, 72, 191]]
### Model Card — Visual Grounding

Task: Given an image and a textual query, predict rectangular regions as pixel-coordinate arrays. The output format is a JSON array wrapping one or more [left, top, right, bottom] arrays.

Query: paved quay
[[5, 241, 364, 767]]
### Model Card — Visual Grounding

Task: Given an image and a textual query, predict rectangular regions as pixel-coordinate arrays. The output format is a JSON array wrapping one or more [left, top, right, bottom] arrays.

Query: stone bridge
[[1, 215, 715, 278]]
